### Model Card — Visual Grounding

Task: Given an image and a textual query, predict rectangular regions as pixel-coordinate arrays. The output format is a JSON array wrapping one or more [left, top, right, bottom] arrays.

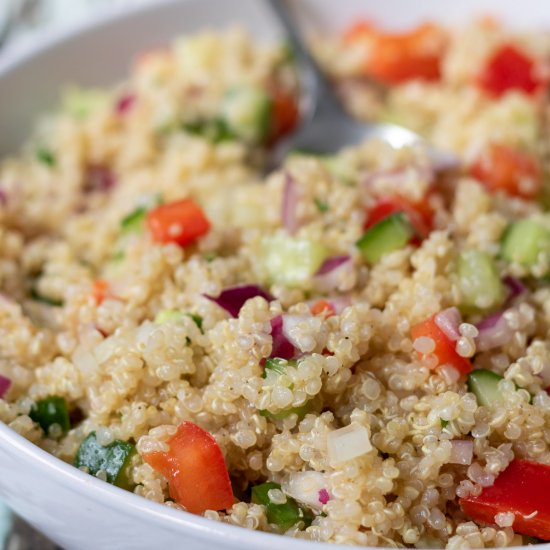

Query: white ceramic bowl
[[1, 1, 550, 549]]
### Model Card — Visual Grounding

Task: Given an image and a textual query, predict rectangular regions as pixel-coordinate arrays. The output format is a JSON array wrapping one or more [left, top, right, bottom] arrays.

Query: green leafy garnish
[[35, 146, 56, 167], [30, 288, 64, 307], [314, 198, 329, 213]]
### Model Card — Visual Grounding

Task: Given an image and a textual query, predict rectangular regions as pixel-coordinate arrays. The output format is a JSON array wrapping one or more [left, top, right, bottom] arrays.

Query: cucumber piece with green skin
[[29, 396, 70, 436], [262, 358, 296, 378], [457, 250, 505, 311], [500, 219, 550, 267], [356, 212, 415, 264], [251, 482, 311, 530], [259, 402, 310, 421], [74, 432, 135, 489], [221, 86, 272, 143], [467, 369, 504, 406], [261, 234, 328, 289]]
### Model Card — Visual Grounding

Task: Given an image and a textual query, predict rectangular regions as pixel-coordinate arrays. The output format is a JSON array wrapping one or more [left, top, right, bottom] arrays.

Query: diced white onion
[[283, 471, 328, 510], [327, 423, 372, 464], [449, 440, 474, 465]]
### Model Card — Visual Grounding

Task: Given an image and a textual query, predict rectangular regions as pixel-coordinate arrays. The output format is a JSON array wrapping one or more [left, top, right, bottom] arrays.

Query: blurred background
[[0, 3, 142, 550]]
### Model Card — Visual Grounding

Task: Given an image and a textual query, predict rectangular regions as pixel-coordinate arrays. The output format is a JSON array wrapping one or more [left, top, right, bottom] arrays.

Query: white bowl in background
[[1, 1, 550, 549]]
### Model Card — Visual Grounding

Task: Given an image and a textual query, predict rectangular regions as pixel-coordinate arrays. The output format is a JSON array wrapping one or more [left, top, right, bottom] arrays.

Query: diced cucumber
[[29, 396, 70, 437], [74, 432, 135, 489], [260, 402, 310, 421], [263, 358, 296, 378], [457, 250, 504, 311], [500, 219, 550, 267], [220, 86, 272, 143], [62, 87, 109, 120], [120, 206, 147, 233], [321, 155, 356, 186], [155, 310, 203, 332], [467, 369, 504, 406], [120, 195, 162, 234], [30, 288, 64, 307], [356, 213, 415, 264], [251, 482, 311, 530], [260, 235, 328, 289], [182, 118, 236, 144]]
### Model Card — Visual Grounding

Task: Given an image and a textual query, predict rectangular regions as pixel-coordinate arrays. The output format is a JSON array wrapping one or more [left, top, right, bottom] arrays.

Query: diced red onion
[[475, 312, 513, 352], [503, 276, 526, 305], [281, 314, 312, 351], [538, 362, 550, 388], [0, 375, 11, 398], [84, 165, 116, 193], [269, 315, 295, 360], [115, 93, 136, 115], [204, 284, 273, 318], [282, 172, 299, 235], [318, 488, 330, 505], [434, 307, 461, 341], [314, 255, 353, 293], [0, 188, 7, 206], [449, 440, 474, 465]]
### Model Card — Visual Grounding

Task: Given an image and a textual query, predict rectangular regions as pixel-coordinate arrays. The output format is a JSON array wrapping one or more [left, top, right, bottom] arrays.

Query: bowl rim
[[0, 1, 548, 549]]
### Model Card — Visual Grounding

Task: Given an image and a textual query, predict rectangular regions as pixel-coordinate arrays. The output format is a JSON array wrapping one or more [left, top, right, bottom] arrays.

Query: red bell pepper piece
[[143, 421, 234, 515], [460, 459, 550, 541], [146, 198, 211, 247], [470, 144, 541, 200], [411, 314, 472, 375], [343, 21, 446, 85], [477, 44, 542, 98]]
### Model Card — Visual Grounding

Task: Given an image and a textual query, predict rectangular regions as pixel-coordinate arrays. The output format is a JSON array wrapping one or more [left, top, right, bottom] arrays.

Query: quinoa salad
[[1, 17, 550, 549]]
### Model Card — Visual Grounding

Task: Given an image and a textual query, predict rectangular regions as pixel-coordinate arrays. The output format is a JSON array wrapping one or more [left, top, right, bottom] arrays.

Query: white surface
[[0, 1, 550, 549]]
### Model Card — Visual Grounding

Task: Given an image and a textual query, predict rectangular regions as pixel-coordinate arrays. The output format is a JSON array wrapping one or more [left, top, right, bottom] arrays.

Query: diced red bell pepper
[[268, 88, 300, 143], [310, 299, 336, 319], [343, 21, 446, 85], [143, 421, 234, 515], [365, 196, 434, 240], [411, 314, 472, 375], [477, 44, 542, 98], [146, 198, 211, 247], [91, 279, 110, 305], [470, 144, 541, 200], [460, 459, 550, 540]]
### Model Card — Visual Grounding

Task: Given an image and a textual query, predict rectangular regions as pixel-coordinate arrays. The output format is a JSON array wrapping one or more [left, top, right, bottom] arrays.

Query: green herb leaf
[[35, 146, 56, 167]]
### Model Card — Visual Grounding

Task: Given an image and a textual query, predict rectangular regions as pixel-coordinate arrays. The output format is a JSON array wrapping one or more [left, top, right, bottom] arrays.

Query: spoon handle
[[265, 0, 343, 116]]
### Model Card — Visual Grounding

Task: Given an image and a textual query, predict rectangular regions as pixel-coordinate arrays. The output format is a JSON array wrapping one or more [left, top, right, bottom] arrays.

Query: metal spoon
[[266, 0, 455, 166]]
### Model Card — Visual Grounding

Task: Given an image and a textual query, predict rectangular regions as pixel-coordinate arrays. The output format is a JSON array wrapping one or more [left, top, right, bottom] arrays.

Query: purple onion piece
[[0, 375, 11, 398], [269, 315, 295, 360], [314, 256, 353, 294], [84, 165, 116, 193], [0, 188, 7, 206], [434, 307, 461, 341], [315, 256, 350, 276], [318, 488, 330, 505], [204, 284, 273, 318], [115, 93, 136, 115], [282, 172, 299, 235], [503, 275, 526, 306], [475, 311, 512, 352]]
